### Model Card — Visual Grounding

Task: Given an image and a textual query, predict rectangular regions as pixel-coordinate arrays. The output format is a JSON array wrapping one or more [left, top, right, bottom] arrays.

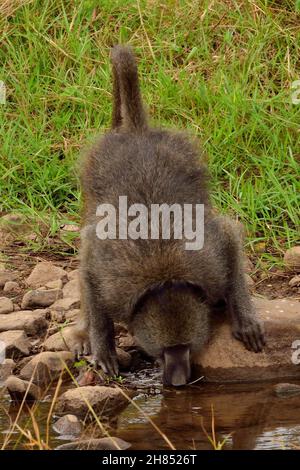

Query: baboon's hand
[[91, 350, 119, 377], [232, 317, 265, 352]]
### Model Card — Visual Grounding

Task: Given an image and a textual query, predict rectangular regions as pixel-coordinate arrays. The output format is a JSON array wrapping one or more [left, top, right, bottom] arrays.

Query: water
[[1, 378, 300, 450]]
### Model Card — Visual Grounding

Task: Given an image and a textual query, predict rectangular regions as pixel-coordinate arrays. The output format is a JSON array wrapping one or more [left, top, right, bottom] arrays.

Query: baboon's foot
[[91, 349, 119, 377]]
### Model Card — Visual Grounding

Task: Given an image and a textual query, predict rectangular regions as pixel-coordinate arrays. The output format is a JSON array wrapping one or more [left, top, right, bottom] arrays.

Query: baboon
[[73, 45, 265, 386]]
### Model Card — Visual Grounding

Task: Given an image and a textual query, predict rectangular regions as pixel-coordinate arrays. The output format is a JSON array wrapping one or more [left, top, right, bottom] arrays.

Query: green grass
[[0, 0, 299, 260]]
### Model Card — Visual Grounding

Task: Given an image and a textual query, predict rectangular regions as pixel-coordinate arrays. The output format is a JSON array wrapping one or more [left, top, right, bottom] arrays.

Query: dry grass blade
[[200, 404, 232, 450], [0, 0, 32, 19]]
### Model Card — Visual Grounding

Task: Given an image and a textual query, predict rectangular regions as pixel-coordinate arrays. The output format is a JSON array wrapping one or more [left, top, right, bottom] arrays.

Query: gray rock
[[245, 274, 255, 287], [0, 271, 18, 288], [21, 288, 63, 309], [0, 310, 48, 335], [117, 333, 137, 350], [42, 326, 77, 351], [26, 262, 66, 288], [289, 275, 300, 288], [52, 414, 82, 437], [67, 269, 79, 282], [65, 309, 79, 322], [273, 383, 300, 398], [60, 224, 79, 233], [49, 310, 66, 323], [1, 213, 27, 233], [55, 437, 130, 450], [243, 257, 254, 274], [20, 351, 74, 387], [51, 297, 80, 311], [116, 348, 132, 370], [62, 279, 80, 302], [3, 281, 20, 293], [4, 375, 41, 401], [0, 330, 30, 358], [0, 297, 14, 314], [284, 246, 300, 270], [193, 297, 300, 383], [0, 359, 15, 381], [45, 279, 63, 289], [56, 385, 129, 417]]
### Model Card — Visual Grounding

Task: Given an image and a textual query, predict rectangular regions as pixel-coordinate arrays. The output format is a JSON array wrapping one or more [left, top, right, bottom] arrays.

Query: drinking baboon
[[73, 45, 265, 386]]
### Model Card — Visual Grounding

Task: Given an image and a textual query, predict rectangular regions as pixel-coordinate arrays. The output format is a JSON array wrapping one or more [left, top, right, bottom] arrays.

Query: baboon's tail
[[110, 45, 148, 132]]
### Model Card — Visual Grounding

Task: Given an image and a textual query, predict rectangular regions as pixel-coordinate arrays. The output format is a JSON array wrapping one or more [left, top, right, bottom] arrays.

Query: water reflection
[[116, 382, 300, 450], [1, 381, 300, 450]]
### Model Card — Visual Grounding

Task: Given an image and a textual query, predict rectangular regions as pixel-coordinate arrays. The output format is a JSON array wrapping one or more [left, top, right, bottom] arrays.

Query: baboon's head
[[130, 281, 210, 386]]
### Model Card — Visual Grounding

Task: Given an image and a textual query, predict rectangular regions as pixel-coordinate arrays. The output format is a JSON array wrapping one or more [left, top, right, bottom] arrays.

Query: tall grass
[[0, 0, 299, 259]]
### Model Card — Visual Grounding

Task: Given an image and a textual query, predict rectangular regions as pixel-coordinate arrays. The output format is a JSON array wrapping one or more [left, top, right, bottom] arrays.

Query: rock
[[21, 288, 62, 309], [62, 279, 80, 302], [284, 246, 300, 271], [77, 369, 101, 386], [0, 310, 48, 335], [0, 330, 30, 358], [193, 297, 300, 382], [16, 355, 33, 371], [45, 279, 63, 289], [273, 383, 300, 398], [26, 262, 66, 288], [53, 414, 82, 437], [117, 333, 136, 350], [4, 375, 41, 401], [3, 281, 20, 293], [116, 348, 132, 370], [245, 274, 255, 287], [0, 359, 15, 381], [67, 269, 79, 282], [49, 310, 66, 323], [20, 351, 74, 387], [65, 309, 79, 322], [42, 326, 77, 352], [0, 229, 14, 247], [13, 304, 21, 311], [289, 275, 300, 288], [0, 270, 18, 288], [55, 437, 130, 450], [60, 224, 80, 233], [56, 385, 129, 417], [0, 213, 28, 233], [114, 322, 128, 336], [51, 297, 80, 311], [243, 257, 254, 274], [0, 297, 14, 314]]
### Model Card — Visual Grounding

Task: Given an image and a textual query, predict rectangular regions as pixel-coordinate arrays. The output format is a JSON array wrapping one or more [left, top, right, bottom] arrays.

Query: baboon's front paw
[[92, 351, 119, 377], [72, 334, 91, 359], [232, 318, 265, 352]]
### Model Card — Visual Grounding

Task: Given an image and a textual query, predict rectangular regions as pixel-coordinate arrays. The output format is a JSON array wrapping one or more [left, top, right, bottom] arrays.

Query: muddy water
[[1, 376, 300, 450]]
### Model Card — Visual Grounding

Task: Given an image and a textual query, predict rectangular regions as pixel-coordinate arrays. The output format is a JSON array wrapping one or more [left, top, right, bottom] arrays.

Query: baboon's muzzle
[[163, 344, 191, 386]]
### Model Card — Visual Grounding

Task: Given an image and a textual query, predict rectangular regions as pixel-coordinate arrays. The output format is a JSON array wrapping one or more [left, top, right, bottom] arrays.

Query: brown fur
[[73, 45, 265, 385]]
